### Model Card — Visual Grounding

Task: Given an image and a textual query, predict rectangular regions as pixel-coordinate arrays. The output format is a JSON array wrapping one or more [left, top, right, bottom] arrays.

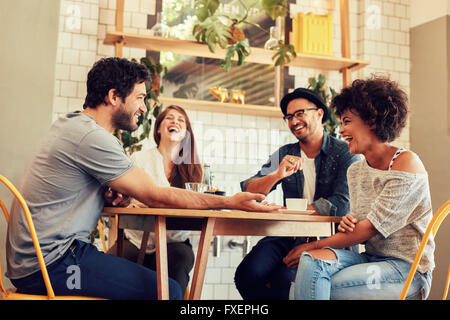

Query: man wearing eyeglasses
[[234, 88, 360, 300]]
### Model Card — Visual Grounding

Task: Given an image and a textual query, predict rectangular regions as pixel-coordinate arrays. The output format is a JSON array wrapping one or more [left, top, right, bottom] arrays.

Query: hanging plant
[[192, 0, 296, 71]]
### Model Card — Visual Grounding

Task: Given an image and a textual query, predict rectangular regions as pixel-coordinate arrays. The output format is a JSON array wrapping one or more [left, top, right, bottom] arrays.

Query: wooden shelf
[[104, 31, 369, 72], [159, 97, 283, 118], [106, 0, 368, 117]]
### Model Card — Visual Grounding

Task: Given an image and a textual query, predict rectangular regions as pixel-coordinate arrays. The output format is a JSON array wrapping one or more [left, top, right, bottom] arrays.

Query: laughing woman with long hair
[[109, 105, 202, 297]]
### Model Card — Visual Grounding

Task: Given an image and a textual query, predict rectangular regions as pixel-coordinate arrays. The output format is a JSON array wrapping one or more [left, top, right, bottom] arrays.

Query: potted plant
[[192, 0, 296, 71], [307, 74, 340, 138]]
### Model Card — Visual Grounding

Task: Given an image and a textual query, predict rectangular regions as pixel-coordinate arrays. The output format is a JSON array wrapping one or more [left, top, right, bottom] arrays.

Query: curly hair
[[331, 75, 409, 142], [83, 57, 150, 109]]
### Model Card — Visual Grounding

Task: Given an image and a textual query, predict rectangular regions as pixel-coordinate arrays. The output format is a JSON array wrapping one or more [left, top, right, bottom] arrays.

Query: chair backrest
[[399, 199, 450, 300], [0, 175, 56, 299], [0, 201, 8, 296], [97, 219, 107, 252], [0, 199, 9, 223]]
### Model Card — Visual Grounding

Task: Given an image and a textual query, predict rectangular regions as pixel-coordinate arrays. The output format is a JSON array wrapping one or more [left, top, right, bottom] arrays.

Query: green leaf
[[329, 87, 338, 98], [194, 0, 220, 22], [193, 24, 204, 41], [309, 77, 317, 89], [221, 46, 234, 71], [306, 74, 341, 138], [153, 105, 162, 118], [272, 42, 296, 66], [220, 39, 250, 71], [207, 37, 217, 52], [237, 49, 244, 65], [194, 16, 231, 52], [318, 74, 326, 88]]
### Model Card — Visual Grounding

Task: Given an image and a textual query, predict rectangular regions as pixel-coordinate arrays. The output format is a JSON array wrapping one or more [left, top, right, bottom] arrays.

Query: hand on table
[[228, 192, 282, 212]]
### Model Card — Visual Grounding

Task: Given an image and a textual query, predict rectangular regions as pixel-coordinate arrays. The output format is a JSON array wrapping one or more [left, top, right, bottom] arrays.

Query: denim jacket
[[241, 131, 361, 218]]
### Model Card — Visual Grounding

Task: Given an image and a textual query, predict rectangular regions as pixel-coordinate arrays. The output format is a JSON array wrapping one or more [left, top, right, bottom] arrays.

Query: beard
[[112, 106, 138, 132], [290, 122, 308, 142], [291, 121, 320, 144]]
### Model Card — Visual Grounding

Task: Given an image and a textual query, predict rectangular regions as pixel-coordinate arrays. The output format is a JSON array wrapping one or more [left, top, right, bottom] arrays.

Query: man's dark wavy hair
[[331, 75, 409, 143], [83, 57, 150, 109]]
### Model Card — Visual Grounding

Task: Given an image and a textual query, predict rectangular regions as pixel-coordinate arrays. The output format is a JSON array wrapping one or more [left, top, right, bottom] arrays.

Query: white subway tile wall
[[53, 0, 411, 299]]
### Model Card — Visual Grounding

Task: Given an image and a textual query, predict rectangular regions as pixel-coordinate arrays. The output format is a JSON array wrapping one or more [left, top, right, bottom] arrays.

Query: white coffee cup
[[285, 198, 308, 211]]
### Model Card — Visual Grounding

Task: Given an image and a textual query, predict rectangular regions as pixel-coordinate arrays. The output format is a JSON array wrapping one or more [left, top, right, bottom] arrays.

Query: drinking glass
[[185, 182, 208, 193]]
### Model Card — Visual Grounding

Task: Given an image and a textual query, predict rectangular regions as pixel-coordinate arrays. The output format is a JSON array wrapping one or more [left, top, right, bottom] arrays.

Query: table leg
[[117, 227, 124, 257], [108, 214, 118, 250], [155, 216, 168, 300], [189, 217, 216, 300], [137, 231, 150, 265]]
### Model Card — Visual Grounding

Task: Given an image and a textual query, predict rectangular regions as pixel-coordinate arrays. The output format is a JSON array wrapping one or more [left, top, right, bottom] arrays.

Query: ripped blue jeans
[[290, 248, 432, 300]]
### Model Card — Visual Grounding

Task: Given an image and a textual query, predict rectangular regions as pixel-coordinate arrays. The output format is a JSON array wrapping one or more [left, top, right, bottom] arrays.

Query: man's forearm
[[143, 186, 230, 209], [108, 166, 230, 210], [245, 172, 280, 195]]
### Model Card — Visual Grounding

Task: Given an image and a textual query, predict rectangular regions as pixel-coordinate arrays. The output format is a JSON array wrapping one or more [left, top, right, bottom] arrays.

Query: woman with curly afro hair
[[286, 76, 434, 300]]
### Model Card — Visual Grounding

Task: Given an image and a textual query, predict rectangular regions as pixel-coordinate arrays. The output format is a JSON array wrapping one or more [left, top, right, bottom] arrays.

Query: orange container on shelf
[[292, 12, 333, 56]]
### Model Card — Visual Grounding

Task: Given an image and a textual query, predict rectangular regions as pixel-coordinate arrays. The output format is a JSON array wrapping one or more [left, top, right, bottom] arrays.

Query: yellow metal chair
[[97, 219, 107, 252], [0, 199, 9, 222], [399, 199, 450, 300], [0, 174, 106, 300]]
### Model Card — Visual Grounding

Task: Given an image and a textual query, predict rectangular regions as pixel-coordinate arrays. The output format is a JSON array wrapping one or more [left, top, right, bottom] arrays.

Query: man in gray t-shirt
[[6, 57, 280, 300], [6, 111, 134, 280]]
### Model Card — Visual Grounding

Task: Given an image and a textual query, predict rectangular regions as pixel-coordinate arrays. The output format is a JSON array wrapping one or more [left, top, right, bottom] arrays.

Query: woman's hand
[[338, 213, 359, 233], [283, 243, 309, 269]]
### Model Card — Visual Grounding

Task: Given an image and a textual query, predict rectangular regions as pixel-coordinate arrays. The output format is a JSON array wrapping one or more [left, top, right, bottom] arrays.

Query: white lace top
[[347, 150, 435, 273]]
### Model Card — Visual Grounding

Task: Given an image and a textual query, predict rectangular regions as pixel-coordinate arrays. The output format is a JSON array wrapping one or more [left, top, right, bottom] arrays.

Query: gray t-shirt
[[6, 112, 133, 279], [347, 157, 435, 273]]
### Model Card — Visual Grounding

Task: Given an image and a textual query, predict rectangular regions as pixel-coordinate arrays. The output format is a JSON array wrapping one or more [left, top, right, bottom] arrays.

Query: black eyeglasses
[[283, 108, 318, 122]]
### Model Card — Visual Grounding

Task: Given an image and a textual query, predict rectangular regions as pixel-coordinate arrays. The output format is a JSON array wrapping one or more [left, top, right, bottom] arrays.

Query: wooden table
[[102, 207, 341, 300]]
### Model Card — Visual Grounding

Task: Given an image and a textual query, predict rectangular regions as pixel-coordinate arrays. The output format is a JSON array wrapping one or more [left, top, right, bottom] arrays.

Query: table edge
[[102, 207, 342, 223]]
